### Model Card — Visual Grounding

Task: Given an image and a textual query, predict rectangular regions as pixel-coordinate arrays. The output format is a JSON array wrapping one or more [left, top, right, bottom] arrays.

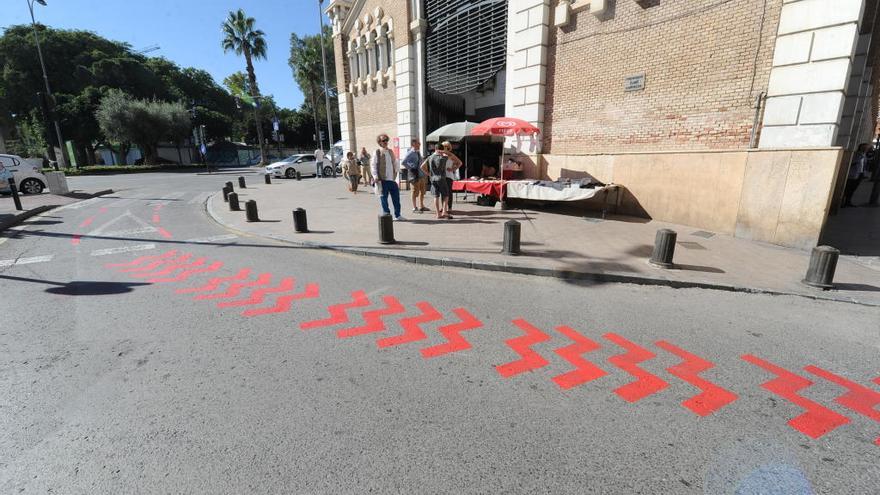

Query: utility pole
[[27, 0, 69, 169], [318, 0, 336, 164]]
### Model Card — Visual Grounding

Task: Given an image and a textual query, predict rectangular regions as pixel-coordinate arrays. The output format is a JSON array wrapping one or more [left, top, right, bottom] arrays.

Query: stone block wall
[[544, 0, 782, 154]]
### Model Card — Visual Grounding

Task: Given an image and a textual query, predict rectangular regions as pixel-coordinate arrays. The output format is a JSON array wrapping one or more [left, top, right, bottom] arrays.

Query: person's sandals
[[413, 208, 419, 213], [420, 207, 430, 212]]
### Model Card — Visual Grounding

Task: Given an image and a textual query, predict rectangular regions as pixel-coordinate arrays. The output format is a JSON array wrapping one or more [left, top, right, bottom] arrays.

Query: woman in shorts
[[421, 142, 461, 219], [341, 151, 361, 194]]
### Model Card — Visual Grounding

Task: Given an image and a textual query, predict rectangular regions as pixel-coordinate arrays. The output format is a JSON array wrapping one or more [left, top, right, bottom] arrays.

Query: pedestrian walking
[[315, 148, 325, 178], [843, 143, 873, 207], [442, 141, 463, 213], [402, 139, 429, 214], [342, 151, 360, 194], [372, 134, 404, 220], [421, 143, 459, 219], [359, 147, 374, 190]]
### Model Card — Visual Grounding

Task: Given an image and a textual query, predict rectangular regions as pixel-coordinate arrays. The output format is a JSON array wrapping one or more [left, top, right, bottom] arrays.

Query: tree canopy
[[289, 25, 340, 149], [95, 90, 190, 164]]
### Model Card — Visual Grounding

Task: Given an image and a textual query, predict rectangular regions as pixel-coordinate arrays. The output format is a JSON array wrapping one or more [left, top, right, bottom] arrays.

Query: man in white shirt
[[314, 148, 325, 177], [371, 133, 403, 220]]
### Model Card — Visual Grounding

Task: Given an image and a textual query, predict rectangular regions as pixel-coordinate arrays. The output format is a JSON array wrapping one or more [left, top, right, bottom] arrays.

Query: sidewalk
[[0, 188, 113, 231], [206, 176, 880, 306]]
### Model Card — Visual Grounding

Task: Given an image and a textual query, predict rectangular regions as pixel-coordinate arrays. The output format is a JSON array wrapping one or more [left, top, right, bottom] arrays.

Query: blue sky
[[2, 0, 328, 109]]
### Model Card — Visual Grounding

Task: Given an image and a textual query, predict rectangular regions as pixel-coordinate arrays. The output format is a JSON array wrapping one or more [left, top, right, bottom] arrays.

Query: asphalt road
[[1, 170, 878, 494]]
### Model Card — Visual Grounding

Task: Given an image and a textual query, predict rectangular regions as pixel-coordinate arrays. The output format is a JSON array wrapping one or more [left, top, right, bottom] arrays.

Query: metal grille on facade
[[425, 0, 508, 95]]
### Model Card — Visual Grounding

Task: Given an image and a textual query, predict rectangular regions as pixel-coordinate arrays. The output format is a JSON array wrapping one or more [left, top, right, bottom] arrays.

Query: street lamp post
[[27, 0, 69, 169], [317, 1, 336, 164]]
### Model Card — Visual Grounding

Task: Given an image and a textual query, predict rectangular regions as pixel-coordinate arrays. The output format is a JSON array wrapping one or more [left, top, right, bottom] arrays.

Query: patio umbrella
[[426, 121, 479, 142], [471, 117, 542, 208]]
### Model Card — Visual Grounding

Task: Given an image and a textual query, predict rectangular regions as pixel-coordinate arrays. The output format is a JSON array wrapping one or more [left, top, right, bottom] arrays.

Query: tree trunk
[[244, 48, 267, 165]]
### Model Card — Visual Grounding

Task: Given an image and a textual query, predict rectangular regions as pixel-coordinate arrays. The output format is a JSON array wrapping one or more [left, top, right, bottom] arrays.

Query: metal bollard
[[245, 200, 259, 222], [649, 229, 677, 268], [502, 220, 521, 255], [228, 192, 240, 211], [222, 185, 231, 202], [238, 176, 246, 188], [293, 208, 309, 233], [802, 245, 839, 290], [225, 181, 234, 191], [378, 213, 395, 244], [264, 174, 272, 184], [7, 178, 23, 211], [295, 171, 301, 181]]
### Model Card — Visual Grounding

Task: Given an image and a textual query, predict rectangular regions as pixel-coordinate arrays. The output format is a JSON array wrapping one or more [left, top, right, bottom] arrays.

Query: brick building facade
[[326, 0, 879, 248]]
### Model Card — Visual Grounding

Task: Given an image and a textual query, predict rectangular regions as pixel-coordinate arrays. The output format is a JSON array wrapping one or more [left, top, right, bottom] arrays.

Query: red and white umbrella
[[470, 117, 540, 137]]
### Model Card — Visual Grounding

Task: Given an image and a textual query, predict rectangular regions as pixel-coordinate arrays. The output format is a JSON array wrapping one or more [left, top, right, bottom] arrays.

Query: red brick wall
[[544, 0, 783, 154]]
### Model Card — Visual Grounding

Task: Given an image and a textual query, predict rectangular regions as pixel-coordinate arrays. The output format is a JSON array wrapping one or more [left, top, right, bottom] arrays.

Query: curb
[[0, 189, 114, 233], [204, 193, 879, 307]]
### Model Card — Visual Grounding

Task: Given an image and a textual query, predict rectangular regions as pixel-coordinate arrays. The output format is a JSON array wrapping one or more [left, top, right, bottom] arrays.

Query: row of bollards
[[219, 179, 841, 290]]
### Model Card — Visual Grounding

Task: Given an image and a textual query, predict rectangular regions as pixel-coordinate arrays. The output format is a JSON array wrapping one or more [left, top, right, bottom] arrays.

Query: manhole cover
[[678, 241, 706, 250], [690, 230, 715, 239]]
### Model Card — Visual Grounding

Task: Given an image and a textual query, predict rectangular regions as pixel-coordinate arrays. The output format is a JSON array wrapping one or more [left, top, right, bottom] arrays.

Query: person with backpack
[[402, 139, 429, 214], [421, 142, 461, 219]]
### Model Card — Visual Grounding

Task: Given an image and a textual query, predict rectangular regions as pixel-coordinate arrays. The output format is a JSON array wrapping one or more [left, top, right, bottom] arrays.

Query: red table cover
[[451, 180, 505, 198]]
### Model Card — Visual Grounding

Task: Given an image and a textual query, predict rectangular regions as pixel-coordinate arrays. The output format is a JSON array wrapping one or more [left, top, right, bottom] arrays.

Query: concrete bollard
[[295, 170, 301, 181], [293, 208, 309, 233], [228, 192, 240, 211], [649, 229, 677, 268], [225, 181, 234, 191], [802, 246, 839, 290], [245, 200, 259, 222], [264, 174, 272, 184], [378, 214, 395, 244], [502, 220, 521, 255], [238, 176, 246, 188], [222, 185, 231, 202]]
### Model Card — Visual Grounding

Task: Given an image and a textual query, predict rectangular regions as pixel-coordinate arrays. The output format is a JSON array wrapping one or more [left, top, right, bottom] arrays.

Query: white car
[[266, 154, 333, 179], [0, 154, 48, 194]]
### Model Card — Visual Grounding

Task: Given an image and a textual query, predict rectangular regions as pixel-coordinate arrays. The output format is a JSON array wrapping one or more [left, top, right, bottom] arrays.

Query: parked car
[[0, 154, 48, 194], [266, 154, 340, 178]]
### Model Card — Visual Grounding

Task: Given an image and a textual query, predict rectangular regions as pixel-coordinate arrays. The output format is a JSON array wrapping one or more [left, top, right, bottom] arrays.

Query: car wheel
[[323, 165, 335, 177], [285, 168, 296, 179], [20, 178, 44, 194]]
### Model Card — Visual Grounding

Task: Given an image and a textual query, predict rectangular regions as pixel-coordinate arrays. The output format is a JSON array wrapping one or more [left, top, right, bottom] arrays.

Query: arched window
[[385, 31, 394, 70]]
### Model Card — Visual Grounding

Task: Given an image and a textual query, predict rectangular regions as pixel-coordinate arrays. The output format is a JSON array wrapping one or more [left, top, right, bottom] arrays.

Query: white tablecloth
[[505, 181, 616, 201]]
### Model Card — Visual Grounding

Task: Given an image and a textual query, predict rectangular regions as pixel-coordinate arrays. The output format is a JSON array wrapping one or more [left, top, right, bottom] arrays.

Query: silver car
[[0, 154, 48, 194]]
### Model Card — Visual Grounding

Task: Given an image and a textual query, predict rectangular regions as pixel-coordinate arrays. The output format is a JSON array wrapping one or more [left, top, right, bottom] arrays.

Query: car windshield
[[282, 155, 303, 163]]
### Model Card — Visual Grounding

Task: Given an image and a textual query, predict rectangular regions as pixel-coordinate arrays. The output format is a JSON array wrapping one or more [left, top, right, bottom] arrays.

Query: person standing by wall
[[359, 147, 373, 190], [341, 151, 360, 194], [402, 139, 428, 214], [442, 141, 463, 213], [372, 134, 404, 220], [843, 143, 873, 207]]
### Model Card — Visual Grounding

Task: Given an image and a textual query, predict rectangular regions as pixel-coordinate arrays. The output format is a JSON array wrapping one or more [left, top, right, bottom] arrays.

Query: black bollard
[[802, 246, 839, 290], [502, 220, 521, 255], [228, 192, 240, 211], [295, 170, 301, 181], [649, 229, 677, 268], [293, 208, 309, 233], [7, 178, 23, 211], [264, 174, 272, 184], [245, 200, 259, 222], [222, 185, 231, 202], [225, 181, 234, 191], [238, 176, 246, 188], [378, 213, 395, 244]]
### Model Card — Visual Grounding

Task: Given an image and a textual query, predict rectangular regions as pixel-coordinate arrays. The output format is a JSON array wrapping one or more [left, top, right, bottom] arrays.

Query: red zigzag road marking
[[300, 290, 371, 331], [193, 273, 272, 300], [655, 340, 738, 416], [119, 253, 192, 273], [804, 365, 880, 446], [176, 268, 252, 294], [217, 277, 295, 308], [377, 301, 442, 349], [496, 319, 551, 378], [551, 326, 607, 390], [241, 283, 320, 317], [742, 355, 850, 439], [337, 296, 406, 338], [420, 308, 483, 359], [148, 261, 224, 283], [604, 333, 669, 403], [130, 257, 206, 279], [106, 250, 178, 268]]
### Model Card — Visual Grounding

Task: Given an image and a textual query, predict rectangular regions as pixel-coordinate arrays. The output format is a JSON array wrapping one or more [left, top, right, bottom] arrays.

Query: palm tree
[[222, 9, 268, 164]]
